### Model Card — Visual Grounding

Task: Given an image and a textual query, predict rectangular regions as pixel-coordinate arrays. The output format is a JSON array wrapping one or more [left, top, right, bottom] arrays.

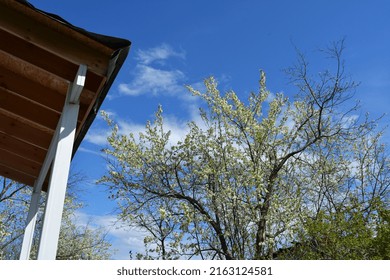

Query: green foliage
[[276, 201, 390, 260], [370, 206, 390, 259], [299, 209, 373, 259]]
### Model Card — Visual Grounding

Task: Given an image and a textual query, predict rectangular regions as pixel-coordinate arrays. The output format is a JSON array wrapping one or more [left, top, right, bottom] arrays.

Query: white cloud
[[118, 44, 187, 97], [116, 120, 145, 137], [83, 124, 137, 147], [118, 65, 185, 96], [78, 146, 104, 156], [84, 128, 111, 146], [136, 43, 185, 65]]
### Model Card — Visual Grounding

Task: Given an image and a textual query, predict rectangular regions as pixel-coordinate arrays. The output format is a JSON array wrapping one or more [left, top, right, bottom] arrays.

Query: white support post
[[37, 103, 79, 260], [19, 121, 61, 260], [35, 65, 86, 260], [19, 181, 41, 260]]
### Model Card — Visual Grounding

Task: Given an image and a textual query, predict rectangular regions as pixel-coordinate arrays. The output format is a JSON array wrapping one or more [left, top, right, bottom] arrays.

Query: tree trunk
[[255, 175, 275, 259]]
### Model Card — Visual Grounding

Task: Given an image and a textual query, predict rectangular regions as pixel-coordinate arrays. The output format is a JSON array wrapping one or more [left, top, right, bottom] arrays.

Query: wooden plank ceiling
[[0, 0, 130, 190]]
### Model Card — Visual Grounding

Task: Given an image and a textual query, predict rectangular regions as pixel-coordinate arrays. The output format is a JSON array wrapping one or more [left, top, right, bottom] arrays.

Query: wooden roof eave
[[0, 0, 131, 190]]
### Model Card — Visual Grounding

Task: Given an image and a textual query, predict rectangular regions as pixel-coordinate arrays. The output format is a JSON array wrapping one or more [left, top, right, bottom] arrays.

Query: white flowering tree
[[101, 41, 389, 259]]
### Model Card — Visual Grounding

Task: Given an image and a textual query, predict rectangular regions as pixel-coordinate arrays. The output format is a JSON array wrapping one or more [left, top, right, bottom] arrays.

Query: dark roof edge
[[73, 45, 131, 155]]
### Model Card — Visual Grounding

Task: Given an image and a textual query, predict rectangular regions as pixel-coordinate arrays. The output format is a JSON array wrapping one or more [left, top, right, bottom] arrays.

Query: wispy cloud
[[118, 44, 187, 97], [83, 113, 149, 148], [84, 128, 111, 146], [118, 65, 185, 96], [136, 43, 185, 65], [78, 146, 104, 156]]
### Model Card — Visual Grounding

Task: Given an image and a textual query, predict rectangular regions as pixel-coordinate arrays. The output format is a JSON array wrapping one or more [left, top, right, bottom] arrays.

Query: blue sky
[[29, 0, 390, 259]]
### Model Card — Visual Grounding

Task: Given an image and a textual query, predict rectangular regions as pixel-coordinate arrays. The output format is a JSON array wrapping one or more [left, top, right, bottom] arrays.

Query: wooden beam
[[0, 28, 106, 93], [0, 148, 41, 179], [0, 132, 46, 164], [0, 163, 36, 187], [0, 65, 64, 112], [0, 3, 112, 77], [0, 87, 61, 130], [0, 111, 52, 150], [0, 50, 101, 115], [0, 49, 69, 96]]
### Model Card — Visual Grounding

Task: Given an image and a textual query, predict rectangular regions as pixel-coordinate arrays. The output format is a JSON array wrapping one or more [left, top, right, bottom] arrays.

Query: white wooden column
[[20, 65, 87, 260], [37, 102, 79, 259], [19, 120, 61, 260], [19, 181, 41, 259]]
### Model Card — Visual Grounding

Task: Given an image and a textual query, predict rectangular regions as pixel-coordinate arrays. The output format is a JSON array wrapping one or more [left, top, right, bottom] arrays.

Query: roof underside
[[0, 0, 130, 190]]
